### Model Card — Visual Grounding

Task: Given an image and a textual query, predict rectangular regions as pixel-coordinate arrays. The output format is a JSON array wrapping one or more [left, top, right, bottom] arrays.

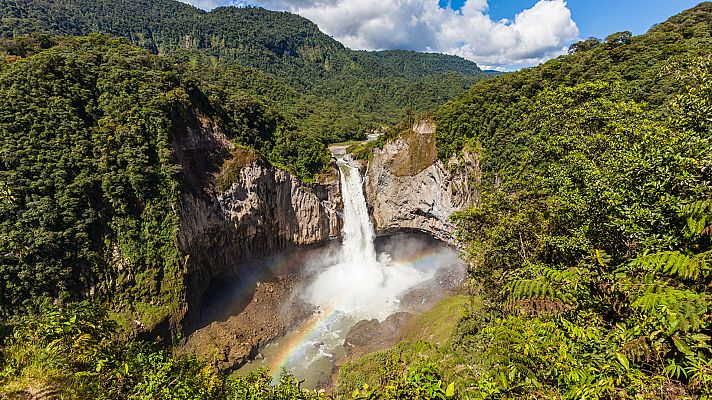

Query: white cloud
[[180, 0, 579, 69], [182, 0, 223, 9]]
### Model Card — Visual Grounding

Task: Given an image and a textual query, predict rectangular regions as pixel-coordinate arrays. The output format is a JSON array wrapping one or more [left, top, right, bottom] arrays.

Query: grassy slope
[[334, 295, 478, 398]]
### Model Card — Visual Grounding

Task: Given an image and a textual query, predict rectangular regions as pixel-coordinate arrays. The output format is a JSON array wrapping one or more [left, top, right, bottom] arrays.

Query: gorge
[[1, 2, 711, 398], [181, 130, 470, 387]]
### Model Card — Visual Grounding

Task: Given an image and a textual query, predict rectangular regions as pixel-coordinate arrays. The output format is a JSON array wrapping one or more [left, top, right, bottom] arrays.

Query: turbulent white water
[[305, 159, 427, 319], [238, 157, 464, 389]]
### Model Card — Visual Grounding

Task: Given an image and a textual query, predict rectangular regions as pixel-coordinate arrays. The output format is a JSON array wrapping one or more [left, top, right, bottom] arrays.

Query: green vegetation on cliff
[[0, 0, 485, 142], [412, 3, 712, 398], [332, 4, 712, 399], [2, 1, 712, 399], [0, 34, 331, 325], [0, 35, 185, 325], [448, 71, 710, 398]]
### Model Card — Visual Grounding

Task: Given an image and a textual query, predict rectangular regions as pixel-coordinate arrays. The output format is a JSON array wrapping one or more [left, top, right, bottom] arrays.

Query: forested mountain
[[408, 3, 712, 398], [0, 0, 482, 82], [337, 3, 712, 398], [436, 2, 712, 159], [0, 34, 333, 323], [1, 1, 710, 399], [0, 0, 485, 141]]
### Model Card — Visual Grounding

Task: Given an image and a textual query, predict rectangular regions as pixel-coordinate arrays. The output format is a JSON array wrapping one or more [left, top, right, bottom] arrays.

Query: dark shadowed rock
[[343, 312, 414, 358], [181, 275, 314, 371]]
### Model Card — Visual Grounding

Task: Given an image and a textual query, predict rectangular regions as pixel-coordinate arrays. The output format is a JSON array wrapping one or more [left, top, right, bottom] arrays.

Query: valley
[[0, 1, 711, 399], [181, 138, 469, 389]]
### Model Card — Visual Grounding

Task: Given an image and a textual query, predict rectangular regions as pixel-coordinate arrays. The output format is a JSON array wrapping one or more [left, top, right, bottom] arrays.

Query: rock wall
[[171, 113, 473, 334], [173, 111, 342, 333], [365, 120, 480, 243]]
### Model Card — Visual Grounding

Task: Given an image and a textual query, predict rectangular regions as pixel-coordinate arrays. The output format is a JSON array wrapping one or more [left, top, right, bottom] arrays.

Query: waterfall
[[336, 159, 379, 267], [305, 158, 426, 319], [239, 156, 466, 389]]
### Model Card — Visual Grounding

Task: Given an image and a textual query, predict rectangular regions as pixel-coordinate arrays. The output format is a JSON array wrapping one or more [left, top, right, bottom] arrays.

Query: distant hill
[[0, 0, 483, 93], [0, 0, 490, 143], [436, 1, 712, 160]]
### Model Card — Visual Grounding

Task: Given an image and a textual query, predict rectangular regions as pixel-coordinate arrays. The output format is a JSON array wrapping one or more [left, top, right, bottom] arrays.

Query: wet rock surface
[[398, 263, 468, 312], [181, 275, 314, 371], [343, 312, 414, 358], [341, 260, 468, 362], [172, 111, 343, 333]]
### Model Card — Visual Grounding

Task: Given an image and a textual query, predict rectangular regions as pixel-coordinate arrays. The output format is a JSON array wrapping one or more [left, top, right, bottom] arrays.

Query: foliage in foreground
[[0, 303, 457, 399], [437, 56, 712, 398], [0, 303, 324, 399], [338, 342, 458, 400]]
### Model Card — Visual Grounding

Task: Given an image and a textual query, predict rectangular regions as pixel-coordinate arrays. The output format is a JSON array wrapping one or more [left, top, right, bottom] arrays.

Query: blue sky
[[183, 0, 703, 70], [450, 0, 703, 39]]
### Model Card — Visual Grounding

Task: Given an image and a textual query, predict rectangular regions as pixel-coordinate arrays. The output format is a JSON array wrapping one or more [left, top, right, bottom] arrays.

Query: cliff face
[[173, 111, 342, 333], [365, 120, 480, 243], [171, 114, 472, 335]]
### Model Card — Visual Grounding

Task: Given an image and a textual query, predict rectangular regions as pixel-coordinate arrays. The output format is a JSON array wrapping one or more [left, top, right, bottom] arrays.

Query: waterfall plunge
[[305, 159, 428, 320], [236, 158, 465, 389]]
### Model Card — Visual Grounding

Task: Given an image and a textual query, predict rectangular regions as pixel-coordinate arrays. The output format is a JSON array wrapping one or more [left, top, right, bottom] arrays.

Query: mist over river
[[202, 158, 466, 388]]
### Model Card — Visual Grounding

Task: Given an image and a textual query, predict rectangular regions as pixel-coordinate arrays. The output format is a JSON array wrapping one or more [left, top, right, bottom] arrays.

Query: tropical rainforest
[[1, 0, 711, 399], [0, 0, 485, 145]]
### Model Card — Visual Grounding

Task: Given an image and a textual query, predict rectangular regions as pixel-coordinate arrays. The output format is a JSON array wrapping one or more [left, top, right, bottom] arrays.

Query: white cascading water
[[306, 159, 427, 319], [238, 157, 464, 388]]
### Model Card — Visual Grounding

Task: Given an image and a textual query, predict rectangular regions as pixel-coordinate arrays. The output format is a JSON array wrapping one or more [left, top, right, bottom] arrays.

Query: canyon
[[174, 116, 480, 376]]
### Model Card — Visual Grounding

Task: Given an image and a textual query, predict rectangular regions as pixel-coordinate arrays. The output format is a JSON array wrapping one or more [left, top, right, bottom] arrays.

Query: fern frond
[[631, 286, 709, 333], [680, 200, 712, 218], [507, 279, 556, 300], [504, 278, 575, 315], [540, 266, 588, 289], [629, 251, 711, 280], [620, 336, 652, 364], [680, 200, 712, 237]]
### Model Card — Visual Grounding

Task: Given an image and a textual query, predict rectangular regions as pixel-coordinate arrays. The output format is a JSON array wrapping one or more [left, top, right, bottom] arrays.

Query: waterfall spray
[[238, 157, 464, 389], [305, 158, 426, 319]]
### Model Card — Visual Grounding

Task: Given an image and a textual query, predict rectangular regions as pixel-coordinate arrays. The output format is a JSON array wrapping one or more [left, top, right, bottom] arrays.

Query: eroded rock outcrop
[[365, 120, 480, 243], [343, 312, 414, 359], [181, 276, 314, 371], [172, 111, 342, 333]]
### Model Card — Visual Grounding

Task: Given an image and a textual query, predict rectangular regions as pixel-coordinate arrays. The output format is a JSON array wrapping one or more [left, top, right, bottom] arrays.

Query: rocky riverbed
[[181, 274, 315, 371]]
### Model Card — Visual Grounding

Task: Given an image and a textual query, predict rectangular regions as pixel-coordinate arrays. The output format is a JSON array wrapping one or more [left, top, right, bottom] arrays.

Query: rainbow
[[210, 248, 339, 321], [266, 307, 340, 380], [389, 250, 459, 272], [234, 243, 465, 381]]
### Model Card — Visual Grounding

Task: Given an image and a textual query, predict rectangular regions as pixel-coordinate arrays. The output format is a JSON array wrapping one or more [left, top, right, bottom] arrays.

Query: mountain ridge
[[0, 0, 487, 144], [0, 0, 482, 86]]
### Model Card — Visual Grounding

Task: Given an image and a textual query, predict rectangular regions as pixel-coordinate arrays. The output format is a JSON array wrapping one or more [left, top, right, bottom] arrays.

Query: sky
[[180, 0, 704, 70]]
